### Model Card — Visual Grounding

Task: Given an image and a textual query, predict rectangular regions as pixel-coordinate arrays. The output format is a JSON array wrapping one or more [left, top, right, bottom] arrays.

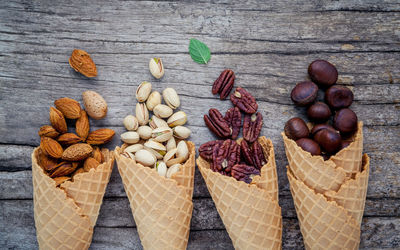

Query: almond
[[49, 162, 78, 178], [37, 148, 58, 171], [69, 49, 97, 77], [49, 107, 67, 133], [62, 143, 93, 161], [40, 137, 63, 159], [72, 168, 85, 179], [53, 176, 71, 186], [83, 157, 100, 171], [57, 133, 82, 146], [76, 110, 90, 140], [92, 146, 103, 163], [86, 128, 115, 145], [54, 97, 82, 119], [38, 125, 59, 138]]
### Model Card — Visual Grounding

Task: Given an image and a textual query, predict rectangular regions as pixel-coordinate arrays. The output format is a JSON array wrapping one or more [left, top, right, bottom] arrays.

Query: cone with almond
[[33, 95, 115, 249]]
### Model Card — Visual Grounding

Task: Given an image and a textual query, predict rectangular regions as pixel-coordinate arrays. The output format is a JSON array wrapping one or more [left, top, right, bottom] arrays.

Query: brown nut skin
[[284, 117, 309, 140], [308, 59, 338, 88], [307, 102, 332, 123], [243, 112, 263, 143], [230, 87, 258, 114], [314, 129, 342, 154], [290, 81, 318, 106], [212, 69, 235, 100], [339, 140, 351, 151], [325, 85, 354, 110], [199, 140, 222, 161], [212, 139, 240, 174], [204, 109, 232, 138], [333, 108, 358, 134], [295, 138, 321, 156], [311, 123, 336, 137], [224, 107, 241, 140], [231, 164, 260, 184]]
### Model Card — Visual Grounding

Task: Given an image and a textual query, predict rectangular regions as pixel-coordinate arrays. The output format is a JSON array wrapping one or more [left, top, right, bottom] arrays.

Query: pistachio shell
[[136, 81, 152, 102], [149, 115, 169, 129], [151, 127, 173, 142], [166, 156, 185, 167], [153, 104, 173, 119], [121, 132, 140, 144], [124, 144, 144, 153], [144, 146, 164, 160], [121, 152, 136, 162], [166, 164, 181, 178], [167, 111, 187, 127], [166, 137, 176, 151], [135, 149, 156, 166], [146, 91, 162, 111], [149, 58, 164, 79], [163, 148, 177, 162], [144, 139, 166, 151], [156, 161, 167, 177], [176, 141, 189, 160], [135, 103, 149, 125], [163, 88, 180, 109], [173, 126, 191, 139], [137, 126, 152, 140], [123, 115, 139, 131]]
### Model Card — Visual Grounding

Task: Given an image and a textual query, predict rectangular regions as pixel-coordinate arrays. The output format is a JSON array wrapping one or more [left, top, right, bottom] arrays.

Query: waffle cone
[[197, 137, 282, 250], [32, 147, 114, 250], [115, 141, 195, 250]]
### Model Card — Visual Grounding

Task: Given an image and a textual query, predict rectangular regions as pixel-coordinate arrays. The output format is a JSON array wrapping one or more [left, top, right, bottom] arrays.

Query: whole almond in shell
[[54, 97, 82, 119], [49, 107, 67, 133], [86, 128, 115, 145], [38, 148, 58, 171], [62, 143, 93, 161], [38, 125, 59, 138], [40, 137, 63, 159], [69, 49, 97, 77], [57, 133, 82, 146], [54, 176, 71, 186], [82, 90, 107, 120], [83, 157, 100, 171], [76, 110, 90, 140], [50, 162, 78, 178]]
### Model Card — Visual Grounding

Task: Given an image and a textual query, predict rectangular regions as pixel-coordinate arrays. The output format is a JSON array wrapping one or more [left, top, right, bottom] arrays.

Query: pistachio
[[149, 115, 169, 129], [135, 103, 149, 125], [166, 156, 185, 167], [135, 149, 156, 166], [137, 125, 152, 140], [124, 144, 144, 154], [144, 139, 166, 152], [146, 91, 162, 111], [149, 58, 164, 79], [176, 141, 189, 161], [121, 131, 140, 144], [156, 161, 167, 177], [166, 137, 176, 151], [123, 115, 139, 131], [163, 88, 180, 109], [136, 81, 152, 102], [173, 126, 191, 139], [163, 148, 177, 162], [166, 164, 181, 178], [167, 111, 187, 127], [153, 104, 173, 119], [144, 146, 165, 160], [121, 152, 136, 162], [151, 127, 173, 142]]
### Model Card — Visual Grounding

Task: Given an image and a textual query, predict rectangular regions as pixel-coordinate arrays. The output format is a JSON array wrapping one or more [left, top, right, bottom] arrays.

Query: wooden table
[[1, 0, 399, 249]]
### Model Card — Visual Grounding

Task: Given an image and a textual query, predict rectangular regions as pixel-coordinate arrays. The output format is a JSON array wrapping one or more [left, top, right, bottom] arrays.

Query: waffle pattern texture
[[283, 122, 369, 249], [32, 147, 114, 250], [197, 137, 282, 250], [115, 141, 195, 250]]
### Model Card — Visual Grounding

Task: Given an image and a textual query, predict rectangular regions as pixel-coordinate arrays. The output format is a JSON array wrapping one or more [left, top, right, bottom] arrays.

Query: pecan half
[[199, 140, 222, 161], [230, 87, 258, 114], [204, 108, 231, 138], [240, 140, 254, 166], [212, 69, 235, 100], [231, 164, 260, 184], [224, 107, 241, 140], [212, 139, 240, 175], [251, 140, 267, 169], [243, 112, 263, 143]]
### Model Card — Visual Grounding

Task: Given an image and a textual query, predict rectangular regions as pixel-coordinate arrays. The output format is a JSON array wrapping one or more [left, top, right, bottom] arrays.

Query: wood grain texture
[[0, 0, 399, 249]]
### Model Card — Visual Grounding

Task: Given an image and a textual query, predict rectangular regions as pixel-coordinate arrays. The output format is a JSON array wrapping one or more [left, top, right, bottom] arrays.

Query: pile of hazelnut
[[284, 60, 358, 159]]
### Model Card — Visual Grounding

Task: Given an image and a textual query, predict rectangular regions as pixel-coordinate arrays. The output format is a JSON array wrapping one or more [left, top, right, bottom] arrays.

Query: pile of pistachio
[[121, 81, 191, 178]]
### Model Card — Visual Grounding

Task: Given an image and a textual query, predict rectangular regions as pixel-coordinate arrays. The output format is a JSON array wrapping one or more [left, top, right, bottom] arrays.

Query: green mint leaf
[[189, 38, 211, 64]]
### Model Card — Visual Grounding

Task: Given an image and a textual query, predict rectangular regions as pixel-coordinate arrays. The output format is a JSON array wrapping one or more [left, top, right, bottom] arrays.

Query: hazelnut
[[284, 117, 309, 140], [314, 129, 342, 154], [311, 123, 336, 137], [307, 102, 332, 123], [325, 85, 354, 109], [296, 138, 321, 156], [308, 60, 338, 88], [334, 108, 358, 133], [290, 81, 318, 106]]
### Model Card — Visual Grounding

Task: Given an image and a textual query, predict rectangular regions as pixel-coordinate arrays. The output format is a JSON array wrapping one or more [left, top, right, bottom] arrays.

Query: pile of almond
[[120, 82, 191, 178], [38, 93, 115, 186]]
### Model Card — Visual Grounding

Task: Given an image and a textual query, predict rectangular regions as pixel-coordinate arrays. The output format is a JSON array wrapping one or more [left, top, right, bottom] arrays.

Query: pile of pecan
[[200, 69, 266, 183]]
